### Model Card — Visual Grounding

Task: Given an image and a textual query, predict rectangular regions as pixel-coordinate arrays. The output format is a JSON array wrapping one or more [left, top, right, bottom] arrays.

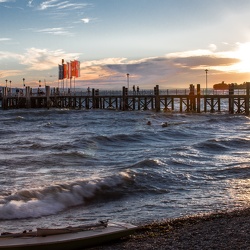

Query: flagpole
[[74, 77, 75, 94], [70, 77, 72, 92]]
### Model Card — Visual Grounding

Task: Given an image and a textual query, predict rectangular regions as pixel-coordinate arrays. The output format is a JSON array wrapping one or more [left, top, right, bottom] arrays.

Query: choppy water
[[0, 108, 250, 232]]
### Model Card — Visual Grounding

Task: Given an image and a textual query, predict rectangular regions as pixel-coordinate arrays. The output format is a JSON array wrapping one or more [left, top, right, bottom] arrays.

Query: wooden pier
[[1, 83, 250, 115]]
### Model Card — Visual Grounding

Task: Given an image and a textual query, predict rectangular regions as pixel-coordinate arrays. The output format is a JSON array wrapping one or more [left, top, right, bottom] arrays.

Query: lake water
[[0, 108, 250, 232]]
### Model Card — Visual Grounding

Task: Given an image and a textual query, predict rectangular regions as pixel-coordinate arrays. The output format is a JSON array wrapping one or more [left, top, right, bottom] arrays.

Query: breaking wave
[[0, 172, 133, 220]]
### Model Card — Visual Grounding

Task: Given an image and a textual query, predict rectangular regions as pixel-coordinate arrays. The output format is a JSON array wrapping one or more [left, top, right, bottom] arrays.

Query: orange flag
[[67, 62, 72, 79], [63, 64, 67, 79], [71, 61, 76, 77], [75, 60, 80, 78]]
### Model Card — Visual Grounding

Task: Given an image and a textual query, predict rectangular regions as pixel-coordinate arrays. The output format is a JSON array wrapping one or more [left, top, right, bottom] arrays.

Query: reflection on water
[[227, 178, 250, 205], [0, 109, 250, 232]]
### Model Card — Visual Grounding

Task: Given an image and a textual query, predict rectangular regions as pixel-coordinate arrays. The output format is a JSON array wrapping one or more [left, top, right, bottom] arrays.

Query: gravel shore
[[89, 208, 250, 250]]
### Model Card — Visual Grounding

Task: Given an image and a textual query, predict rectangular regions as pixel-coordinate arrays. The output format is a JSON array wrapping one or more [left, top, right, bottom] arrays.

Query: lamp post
[[205, 69, 208, 95], [5, 79, 7, 87], [126, 73, 129, 90], [22, 78, 25, 87]]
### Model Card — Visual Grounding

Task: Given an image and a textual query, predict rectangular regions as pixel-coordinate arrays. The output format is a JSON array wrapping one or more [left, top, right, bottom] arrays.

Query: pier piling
[[1, 84, 250, 115]]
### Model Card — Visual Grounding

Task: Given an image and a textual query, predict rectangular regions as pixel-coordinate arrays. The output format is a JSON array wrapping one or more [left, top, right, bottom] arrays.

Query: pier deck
[[1, 84, 250, 115]]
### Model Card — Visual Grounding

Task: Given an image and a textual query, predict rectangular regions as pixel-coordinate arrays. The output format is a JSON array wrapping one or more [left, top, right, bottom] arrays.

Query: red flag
[[71, 61, 76, 77], [63, 64, 67, 79], [75, 60, 80, 78], [67, 62, 72, 79]]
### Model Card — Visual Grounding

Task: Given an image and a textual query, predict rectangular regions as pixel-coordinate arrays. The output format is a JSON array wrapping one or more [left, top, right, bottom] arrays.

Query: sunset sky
[[1, 0, 250, 90]]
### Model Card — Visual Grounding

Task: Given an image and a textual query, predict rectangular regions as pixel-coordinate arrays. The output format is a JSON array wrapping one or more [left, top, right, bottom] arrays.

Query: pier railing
[[0, 87, 247, 98], [1, 83, 250, 114]]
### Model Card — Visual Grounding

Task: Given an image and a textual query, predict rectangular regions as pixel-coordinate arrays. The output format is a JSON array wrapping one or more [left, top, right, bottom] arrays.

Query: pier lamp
[[205, 69, 208, 95], [9, 80, 12, 89], [23, 78, 25, 87], [127, 73, 130, 90], [5, 79, 7, 87]]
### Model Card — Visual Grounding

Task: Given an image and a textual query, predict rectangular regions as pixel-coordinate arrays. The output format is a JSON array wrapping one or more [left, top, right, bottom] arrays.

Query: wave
[[0, 172, 134, 220], [127, 159, 188, 193], [51, 151, 90, 159], [0, 158, 183, 220], [193, 137, 250, 152], [219, 138, 250, 149], [92, 133, 145, 144], [0, 129, 17, 137], [130, 159, 161, 169], [15, 138, 96, 152], [213, 164, 250, 179], [194, 139, 229, 151], [1, 116, 25, 127]]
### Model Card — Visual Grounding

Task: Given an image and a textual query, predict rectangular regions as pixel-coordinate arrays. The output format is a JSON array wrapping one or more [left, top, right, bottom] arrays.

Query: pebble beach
[[89, 208, 250, 250]]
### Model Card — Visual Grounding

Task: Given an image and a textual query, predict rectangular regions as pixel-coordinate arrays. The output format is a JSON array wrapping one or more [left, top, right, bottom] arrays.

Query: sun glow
[[210, 42, 250, 73], [233, 42, 250, 73]]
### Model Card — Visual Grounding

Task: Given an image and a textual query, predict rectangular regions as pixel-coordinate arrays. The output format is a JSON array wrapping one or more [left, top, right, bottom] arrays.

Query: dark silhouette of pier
[[1, 83, 250, 115]]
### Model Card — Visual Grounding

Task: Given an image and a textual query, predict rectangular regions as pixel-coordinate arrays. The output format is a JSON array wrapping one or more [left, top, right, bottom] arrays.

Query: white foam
[[0, 172, 132, 220]]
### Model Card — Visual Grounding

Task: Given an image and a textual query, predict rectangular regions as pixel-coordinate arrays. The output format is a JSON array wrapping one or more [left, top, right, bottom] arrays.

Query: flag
[[71, 60, 76, 77], [75, 60, 80, 78], [67, 62, 72, 79], [58, 65, 63, 80], [63, 64, 67, 79]]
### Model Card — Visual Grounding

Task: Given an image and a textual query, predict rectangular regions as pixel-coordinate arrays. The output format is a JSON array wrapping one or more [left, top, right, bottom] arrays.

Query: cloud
[[80, 66, 116, 81], [24, 1, 93, 37], [38, 0, 60, 10], [26, 1, 92, 36], [35, 27, 74, 36], [0, 38, 11, 42], [82, 58, 128, 67], [1, 43, 249, 88], [78, 58, 128, 83], [166, 49, 213, 59], [0, 70, 22, 78], [0, 51, 22, 60], [170, 56, 239, 70], [57, 2, 89, 10], [27, 0, 34, 7], [208, 44, 217, 51], [81, 18, 90, 24], [77, 43, 250, 89], [19, 47, 80, 71], [0, 0, 25, 10], [38, 0, 88, 11], [0, 47, 80, 77], [0, 0, 14, 8]]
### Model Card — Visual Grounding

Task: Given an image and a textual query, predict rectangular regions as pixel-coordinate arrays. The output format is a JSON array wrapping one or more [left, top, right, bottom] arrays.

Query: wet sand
[[89, 208, 250, 250]]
